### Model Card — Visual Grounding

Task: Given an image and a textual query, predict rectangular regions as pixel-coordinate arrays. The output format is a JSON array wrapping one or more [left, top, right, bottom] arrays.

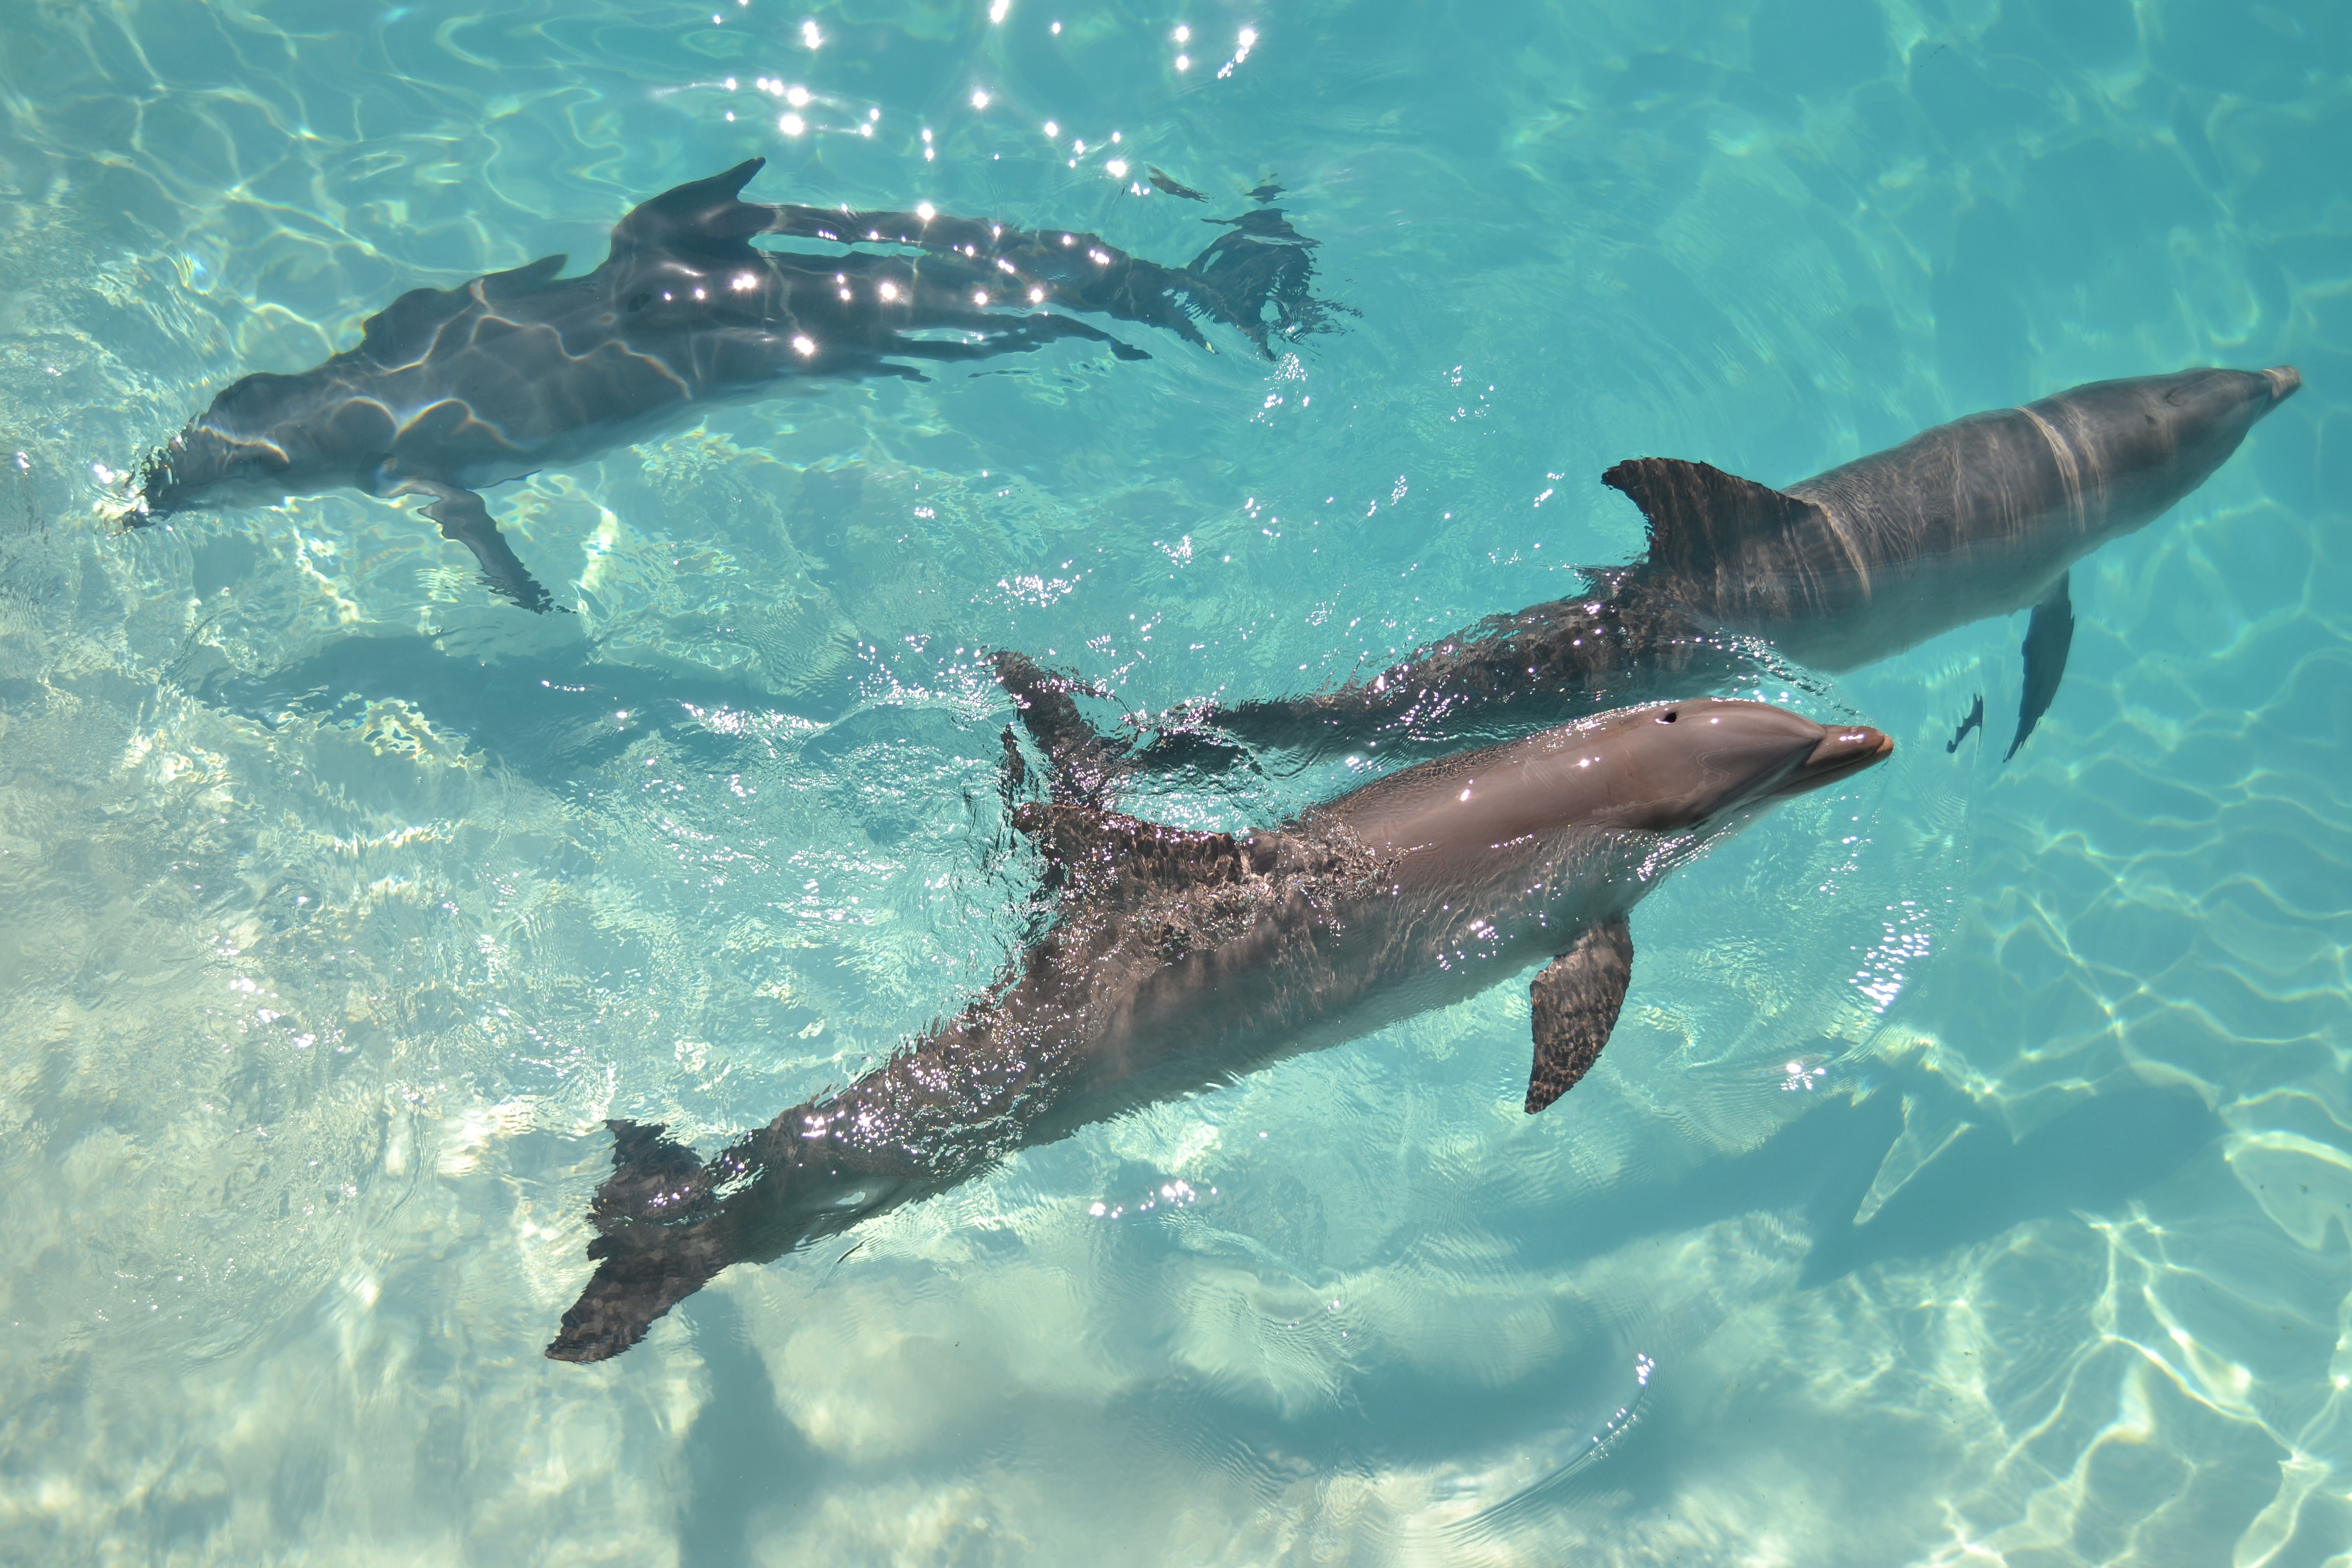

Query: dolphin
[[543, 682, 1892, 1362], [1124, 366, 2299, 768], [129, 159, 1341, 611]]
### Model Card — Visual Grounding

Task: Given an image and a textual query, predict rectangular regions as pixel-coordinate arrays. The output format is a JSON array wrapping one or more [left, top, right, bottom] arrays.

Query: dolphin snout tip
[[2264, 365, 2301, 403], [1791, 725, 1893, 793]]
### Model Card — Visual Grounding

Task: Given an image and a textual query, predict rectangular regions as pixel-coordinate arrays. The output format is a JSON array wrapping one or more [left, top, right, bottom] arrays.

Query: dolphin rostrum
[[543, 683, 1892, 1362], [130, 159, 1342, 611], [1130, 366, 2298, 767]]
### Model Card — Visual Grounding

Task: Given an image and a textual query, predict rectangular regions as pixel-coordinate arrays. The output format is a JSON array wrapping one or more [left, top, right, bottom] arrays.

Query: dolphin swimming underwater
[[1125, 366, 2299, 767], [130, 159, 1341, 611], [543, 685, 1892, 1362]]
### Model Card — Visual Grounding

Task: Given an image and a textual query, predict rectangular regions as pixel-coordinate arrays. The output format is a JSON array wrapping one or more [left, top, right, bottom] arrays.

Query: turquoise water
[[1, 0, 2346, 1560]]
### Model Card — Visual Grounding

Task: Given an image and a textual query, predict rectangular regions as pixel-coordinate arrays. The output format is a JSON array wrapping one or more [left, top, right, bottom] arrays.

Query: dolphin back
[[1601, 365, 2297, 671], [132, 155, 1351, 557]]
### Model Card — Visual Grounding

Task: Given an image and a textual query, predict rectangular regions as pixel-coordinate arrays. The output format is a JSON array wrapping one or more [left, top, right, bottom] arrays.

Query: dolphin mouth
[[2264, 365, 2301, 403], [1775, 725, 1894, 797]]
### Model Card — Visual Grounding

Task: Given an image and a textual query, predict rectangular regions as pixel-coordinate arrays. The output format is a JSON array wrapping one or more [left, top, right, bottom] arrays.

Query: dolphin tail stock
[[992, 652, 1308, 805], [886, 312, 1152, 365], [756, 186, 1217, 350], [751, 167, 1350, 358], [546, 1119, 740, 1363], [408, 480, 560, 615], [2006, 573, 2073, 762]]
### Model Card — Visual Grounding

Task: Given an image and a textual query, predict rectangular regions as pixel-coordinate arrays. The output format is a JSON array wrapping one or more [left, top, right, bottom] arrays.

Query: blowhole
[[625, 292, 653, 312], [1657, 709, 1678, 723]]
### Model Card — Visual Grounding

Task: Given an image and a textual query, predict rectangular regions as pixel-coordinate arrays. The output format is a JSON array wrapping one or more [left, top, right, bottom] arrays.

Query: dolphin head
[[132, 371, 335, 518], [2146, 364, 2298, 456], [2074, 365, 2300, 529], [1575, 698, 1894, 832], [1336, 698, 1891, 860]]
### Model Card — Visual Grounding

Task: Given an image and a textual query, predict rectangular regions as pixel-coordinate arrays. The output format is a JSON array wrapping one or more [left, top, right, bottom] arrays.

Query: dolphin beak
[[2264, 365, 2301, 403], [1777, 725, 1894, 797]]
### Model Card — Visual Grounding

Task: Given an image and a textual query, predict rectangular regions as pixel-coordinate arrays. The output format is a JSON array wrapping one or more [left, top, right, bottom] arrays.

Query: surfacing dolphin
[[130, 158, 1343, 611], [543, 684, 1892, 1362], [1126, 365, 2298, 768]]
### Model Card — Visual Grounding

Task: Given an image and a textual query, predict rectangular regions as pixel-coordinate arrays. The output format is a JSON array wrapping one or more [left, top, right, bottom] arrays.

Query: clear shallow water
[[0, 0, 2345, 1561]]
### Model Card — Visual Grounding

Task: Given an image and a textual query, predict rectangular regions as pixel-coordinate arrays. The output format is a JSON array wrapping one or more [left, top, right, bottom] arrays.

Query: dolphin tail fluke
[[545, 1222, 734, 1363], [546, 1120, 735, 1364], [994, 650, 1135, 805], [412, 481, 560, 614], [1179, 209, 1355, 358], [2006, 573, 2074, 761], [1947, 693, 1986, 753]]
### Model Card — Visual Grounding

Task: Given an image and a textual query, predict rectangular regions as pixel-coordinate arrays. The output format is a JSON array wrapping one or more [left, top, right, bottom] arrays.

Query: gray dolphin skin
[[1137, 365, 2298, 766], [129, 158, 1338, 611], [545, 691, 1892, 1362]]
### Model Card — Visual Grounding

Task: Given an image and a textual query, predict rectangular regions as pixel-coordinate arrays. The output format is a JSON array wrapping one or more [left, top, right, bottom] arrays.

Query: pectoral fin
[[1526, 917, 1634, 1113], [2006, 573, 2073, 761], [412, 480, 558, 614]]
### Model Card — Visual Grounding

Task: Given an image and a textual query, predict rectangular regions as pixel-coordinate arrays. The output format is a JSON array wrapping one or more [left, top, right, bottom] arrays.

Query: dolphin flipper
[[412, 480, 558, 614], [1526, 916, 1633, 1113], [2006, 573, 2074, 761]]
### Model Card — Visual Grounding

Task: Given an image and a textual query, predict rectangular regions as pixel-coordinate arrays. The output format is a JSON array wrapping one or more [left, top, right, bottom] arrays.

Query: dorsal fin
[[1601, 458, 1823, 577], [480, 252, 569, 300], [354, 283, 467, 364], [350, 255, 569, 365], [605, 158, 776, 264]]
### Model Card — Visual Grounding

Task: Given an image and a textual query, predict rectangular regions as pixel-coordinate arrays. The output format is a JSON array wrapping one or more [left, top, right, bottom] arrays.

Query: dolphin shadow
[[131, 159, 1350, 612], [1098, 1077, 2216, 1494], [672, 1291, 828, 1568], [1451, 1080, 2217, 1540], [183, 630, 857, 785], [1799, 1081, 2214, 1288], [1502, 1078, 2212, 1290]]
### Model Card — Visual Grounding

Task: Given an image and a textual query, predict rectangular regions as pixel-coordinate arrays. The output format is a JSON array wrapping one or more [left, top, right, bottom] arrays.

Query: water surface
[[1, 0, 2346, 1562]]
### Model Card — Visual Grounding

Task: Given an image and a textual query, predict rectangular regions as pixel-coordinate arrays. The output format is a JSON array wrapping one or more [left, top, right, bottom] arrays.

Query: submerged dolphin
[[544, 687, 1892, 1361], [130, 159, 1341, 611], [1131, 366, 2299, 767]]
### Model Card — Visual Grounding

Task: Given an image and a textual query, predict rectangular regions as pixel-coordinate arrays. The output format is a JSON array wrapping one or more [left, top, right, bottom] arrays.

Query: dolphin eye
[[1657, 710, 1678, 724], [625, 292, 653, 312]]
